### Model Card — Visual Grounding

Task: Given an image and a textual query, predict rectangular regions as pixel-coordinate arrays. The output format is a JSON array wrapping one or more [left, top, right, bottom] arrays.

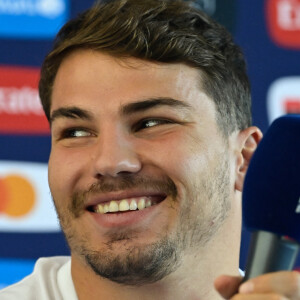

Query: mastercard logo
[[0, 161, 60, 232], [0, 175, 36, 218]]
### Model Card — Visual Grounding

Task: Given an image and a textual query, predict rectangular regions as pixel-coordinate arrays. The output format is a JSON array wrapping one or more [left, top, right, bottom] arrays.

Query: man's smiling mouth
[[89, 196, 165, 214]]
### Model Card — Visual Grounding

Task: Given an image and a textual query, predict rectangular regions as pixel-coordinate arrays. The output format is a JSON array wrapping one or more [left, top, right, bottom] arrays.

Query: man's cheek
[[49, 150, 82, 184]]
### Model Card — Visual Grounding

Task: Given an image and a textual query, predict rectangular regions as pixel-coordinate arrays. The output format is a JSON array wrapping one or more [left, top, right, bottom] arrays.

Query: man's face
[[49, 50, 236, 285]]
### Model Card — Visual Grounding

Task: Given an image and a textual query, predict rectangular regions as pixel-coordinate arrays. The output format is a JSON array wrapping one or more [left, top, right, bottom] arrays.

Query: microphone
[[242, 115, 300, 281]]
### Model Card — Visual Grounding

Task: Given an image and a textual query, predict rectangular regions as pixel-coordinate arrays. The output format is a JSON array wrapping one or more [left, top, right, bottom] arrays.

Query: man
[[1, 0, 299, 299]]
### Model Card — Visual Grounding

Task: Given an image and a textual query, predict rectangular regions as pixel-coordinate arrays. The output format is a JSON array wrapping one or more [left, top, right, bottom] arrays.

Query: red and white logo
[[266, 0, 300, 48], [0, 65, 49, 134], [267, 77, 300, 123]]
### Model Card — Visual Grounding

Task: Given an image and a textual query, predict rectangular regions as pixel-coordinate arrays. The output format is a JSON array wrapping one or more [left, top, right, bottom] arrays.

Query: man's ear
[[235, 126, 263, 191]]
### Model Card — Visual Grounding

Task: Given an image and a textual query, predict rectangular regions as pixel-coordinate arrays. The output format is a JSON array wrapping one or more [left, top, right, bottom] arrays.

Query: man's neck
[[71, 259, 218, 300], [71, 241, 240, 300]]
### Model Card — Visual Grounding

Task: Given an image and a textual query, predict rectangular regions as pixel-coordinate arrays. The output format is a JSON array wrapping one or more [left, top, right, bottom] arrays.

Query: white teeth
[[94, 197, 154, 214], [104, 204, 109, 213], [146, 199, 151, 208], [130, 199, 138, 211], [137, 198, 146, 210], [119, 199, 130, 211], [96, 205, 104, 214], [109, 201, 119, 212]]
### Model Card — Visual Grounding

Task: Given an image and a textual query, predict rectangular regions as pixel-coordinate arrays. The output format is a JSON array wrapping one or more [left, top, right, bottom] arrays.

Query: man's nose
[[92, 129, 142, 178]]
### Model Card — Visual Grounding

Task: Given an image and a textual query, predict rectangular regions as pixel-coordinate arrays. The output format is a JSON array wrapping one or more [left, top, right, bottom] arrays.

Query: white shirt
[[0, 256, 245, 299], [0, 256, 78, 300]]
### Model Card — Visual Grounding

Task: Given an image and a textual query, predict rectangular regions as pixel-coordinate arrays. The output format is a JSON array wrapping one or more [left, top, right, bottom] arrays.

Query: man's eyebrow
[[50, 107, 94, 124], [50, 98, 192, 123], [121, 97, 193, 115]]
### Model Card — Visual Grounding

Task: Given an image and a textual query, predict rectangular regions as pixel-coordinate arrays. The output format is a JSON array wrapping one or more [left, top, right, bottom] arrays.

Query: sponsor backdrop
[[0, 0, 299, 289]]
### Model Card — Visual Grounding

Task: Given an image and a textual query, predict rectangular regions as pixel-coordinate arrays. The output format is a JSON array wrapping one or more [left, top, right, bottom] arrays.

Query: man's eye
[[61, 128, 92, 138], [133, 118, 173, 131]]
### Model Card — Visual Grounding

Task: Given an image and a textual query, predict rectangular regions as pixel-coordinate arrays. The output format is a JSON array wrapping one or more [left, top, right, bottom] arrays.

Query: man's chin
[[81, 238, 181, 286]]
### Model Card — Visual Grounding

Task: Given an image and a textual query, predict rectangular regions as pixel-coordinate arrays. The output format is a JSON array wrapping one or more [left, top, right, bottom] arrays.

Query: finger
[[239, 271, 300, 299], [214, 275, 242, 299], [231, 293, 289, 300]]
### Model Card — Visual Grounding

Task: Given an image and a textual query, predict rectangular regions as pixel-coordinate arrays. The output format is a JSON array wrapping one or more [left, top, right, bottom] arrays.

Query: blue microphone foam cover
[[242, 115, 300, 242]]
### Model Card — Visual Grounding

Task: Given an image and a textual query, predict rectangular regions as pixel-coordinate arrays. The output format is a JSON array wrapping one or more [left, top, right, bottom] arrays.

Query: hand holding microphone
[[215, 115, 300, 299], [242, 115, 300, 280]]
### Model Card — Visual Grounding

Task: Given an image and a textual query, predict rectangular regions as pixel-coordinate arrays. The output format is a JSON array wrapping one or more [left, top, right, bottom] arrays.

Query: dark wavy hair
[[39, 0, 252, 135]]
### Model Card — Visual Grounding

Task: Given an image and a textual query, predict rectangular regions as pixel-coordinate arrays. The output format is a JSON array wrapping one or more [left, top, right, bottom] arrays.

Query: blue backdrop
[[0, 0, 299, 288]]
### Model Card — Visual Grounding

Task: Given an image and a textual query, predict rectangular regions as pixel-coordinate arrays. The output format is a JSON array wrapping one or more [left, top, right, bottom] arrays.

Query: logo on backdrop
[[266, 0, 300, 49], [0, 0, 69, 39], [0, 65, 49, 134], [0, 174, 36, 218], [267, 76, 300, 123], [0, 161, 60, 232]]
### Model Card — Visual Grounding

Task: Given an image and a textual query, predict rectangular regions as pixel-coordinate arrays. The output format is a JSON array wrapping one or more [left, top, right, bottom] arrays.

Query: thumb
[[214, 275, 243, 299]]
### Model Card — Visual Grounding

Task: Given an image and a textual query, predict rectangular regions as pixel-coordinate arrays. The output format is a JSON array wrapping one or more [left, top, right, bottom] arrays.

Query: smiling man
[[1, 0, 300, 299], [49, 50, 243, 298]]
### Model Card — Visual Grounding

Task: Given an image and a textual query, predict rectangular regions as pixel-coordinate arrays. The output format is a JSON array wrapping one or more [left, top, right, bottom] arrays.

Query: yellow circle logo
[[0, 175, 36, 218]]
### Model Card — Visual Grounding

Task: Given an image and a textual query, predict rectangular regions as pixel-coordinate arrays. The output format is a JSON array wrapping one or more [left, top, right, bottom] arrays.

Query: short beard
[[54, 152, 231, 286], [57, 174, 182, 285], [83, 232, 182, 285]]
